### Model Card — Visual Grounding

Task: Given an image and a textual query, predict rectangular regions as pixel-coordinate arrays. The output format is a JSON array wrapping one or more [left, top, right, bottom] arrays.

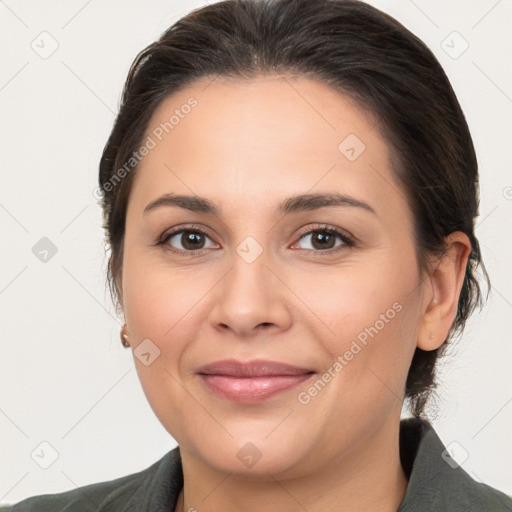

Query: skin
[[118, 75, 471, 512]]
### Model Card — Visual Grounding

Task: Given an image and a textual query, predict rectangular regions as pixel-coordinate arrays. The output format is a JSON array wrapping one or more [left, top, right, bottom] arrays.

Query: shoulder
[[1, 468, 151, 512], [399, 417, 512, 511], [1, 448, 179, 512]]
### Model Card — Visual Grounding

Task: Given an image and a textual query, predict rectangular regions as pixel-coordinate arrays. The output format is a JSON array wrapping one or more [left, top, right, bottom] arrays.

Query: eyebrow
[[143, 192, 377, 216]]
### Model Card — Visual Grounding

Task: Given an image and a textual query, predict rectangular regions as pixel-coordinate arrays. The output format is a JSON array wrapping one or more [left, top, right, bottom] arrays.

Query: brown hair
[[98, 0, 490, 418]]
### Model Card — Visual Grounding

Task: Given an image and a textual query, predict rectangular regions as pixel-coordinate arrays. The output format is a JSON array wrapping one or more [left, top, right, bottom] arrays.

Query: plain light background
[[1, 0, 511, 505]]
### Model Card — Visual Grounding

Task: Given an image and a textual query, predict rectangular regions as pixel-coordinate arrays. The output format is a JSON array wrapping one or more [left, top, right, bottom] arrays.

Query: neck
[[175, 417, 408, 512]]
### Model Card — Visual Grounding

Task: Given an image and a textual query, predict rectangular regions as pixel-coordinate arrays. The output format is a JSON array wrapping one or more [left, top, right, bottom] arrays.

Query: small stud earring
[[120, 324, 130, 348]]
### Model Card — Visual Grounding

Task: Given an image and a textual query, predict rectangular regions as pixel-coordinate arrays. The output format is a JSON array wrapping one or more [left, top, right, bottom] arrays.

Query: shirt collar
[[397, 417, 512, 511]]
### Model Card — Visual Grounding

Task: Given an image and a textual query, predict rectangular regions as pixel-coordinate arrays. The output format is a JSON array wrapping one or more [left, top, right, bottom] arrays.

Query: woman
[[3, 0, 511, 510]]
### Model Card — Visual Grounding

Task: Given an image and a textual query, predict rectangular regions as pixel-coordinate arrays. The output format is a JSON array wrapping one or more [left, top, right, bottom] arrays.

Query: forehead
[[128, 75, 407, 222], [145, 74, 382, 158]]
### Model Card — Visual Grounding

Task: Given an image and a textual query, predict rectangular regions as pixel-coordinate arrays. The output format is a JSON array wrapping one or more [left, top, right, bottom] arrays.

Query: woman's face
[[121, 75, 433, 477]]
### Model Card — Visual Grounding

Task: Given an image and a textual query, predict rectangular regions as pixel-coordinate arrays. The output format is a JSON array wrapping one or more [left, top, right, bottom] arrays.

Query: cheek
[[121, 251, 226, 401], [296, 257, 420, 398], [122, 243, 212, 343], [121, 251, 211, 436]]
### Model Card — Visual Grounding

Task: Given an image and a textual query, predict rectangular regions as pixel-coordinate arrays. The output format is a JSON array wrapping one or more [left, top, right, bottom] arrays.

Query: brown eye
[[309, 231, 337, 250], [294, 227, 354, 253], [179, 231, 206, 250], [161, 228, 218, 254]]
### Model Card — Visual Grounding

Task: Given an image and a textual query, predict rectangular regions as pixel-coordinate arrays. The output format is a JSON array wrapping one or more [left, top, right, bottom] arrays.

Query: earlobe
[[417, 232, 472, 351]]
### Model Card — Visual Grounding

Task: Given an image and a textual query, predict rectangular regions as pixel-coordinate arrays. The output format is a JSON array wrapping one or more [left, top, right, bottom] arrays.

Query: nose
[[207, 250, 293, 338]]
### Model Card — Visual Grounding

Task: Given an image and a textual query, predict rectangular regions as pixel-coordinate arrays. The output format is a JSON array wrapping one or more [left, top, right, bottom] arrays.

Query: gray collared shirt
[[2, 417, 511, 511]]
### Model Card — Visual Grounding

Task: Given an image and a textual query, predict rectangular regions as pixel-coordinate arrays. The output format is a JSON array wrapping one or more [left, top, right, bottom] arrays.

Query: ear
[[417, 232, 472, 351]]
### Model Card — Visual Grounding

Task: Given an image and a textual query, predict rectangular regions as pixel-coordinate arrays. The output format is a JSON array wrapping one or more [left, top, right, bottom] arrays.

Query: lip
[[196, 359, 315, 403], [195, 359, 314, 377]]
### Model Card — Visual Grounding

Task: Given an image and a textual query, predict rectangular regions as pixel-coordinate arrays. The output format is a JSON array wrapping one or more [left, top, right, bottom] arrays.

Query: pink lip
[[196, 359, 315, 403]]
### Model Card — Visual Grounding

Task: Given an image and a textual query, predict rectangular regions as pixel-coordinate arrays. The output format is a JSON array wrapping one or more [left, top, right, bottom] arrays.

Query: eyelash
[[155, 223, 356, 257]]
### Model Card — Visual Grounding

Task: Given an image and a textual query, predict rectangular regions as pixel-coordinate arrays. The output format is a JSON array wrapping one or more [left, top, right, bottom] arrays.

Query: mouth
[[195, 359, 316, 403]]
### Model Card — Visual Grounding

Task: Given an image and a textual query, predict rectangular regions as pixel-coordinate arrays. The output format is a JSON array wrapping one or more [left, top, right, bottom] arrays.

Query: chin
[[186, 434, 311, 480]]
